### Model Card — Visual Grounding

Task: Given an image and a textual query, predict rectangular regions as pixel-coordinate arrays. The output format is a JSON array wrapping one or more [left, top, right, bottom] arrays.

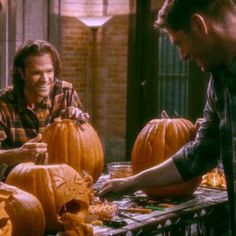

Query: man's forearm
[[0, 148, 20, 166], [130, 158, 184, 190]]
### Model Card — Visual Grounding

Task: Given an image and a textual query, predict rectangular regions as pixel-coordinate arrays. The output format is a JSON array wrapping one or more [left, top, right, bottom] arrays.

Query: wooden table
[[93, 176, 228, 236]]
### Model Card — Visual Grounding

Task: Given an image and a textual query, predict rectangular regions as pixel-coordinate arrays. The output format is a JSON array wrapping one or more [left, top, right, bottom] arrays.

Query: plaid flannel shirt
[[0, 79, 83, 148], [173, 58, 236, 235]]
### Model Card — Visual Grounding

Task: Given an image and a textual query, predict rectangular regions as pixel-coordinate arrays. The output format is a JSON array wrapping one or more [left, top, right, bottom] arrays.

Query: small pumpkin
[[41, 119, 104, 183], [0, 182, 45, 236], [131, 111, 201, 198], [6, 163, 90, 232]]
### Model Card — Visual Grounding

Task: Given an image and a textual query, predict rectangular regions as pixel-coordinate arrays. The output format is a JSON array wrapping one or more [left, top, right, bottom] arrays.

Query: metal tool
[[118, 211, 142, 223]]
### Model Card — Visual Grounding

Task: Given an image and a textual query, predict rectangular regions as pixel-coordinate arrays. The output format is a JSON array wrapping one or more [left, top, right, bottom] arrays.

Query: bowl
[[107, 161, 133, 179]]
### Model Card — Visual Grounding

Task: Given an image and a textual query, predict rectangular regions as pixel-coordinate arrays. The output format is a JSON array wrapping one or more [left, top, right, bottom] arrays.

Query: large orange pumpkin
[[41, 119, 104, 183], [6, 163, 90, 232], [0, 182, 45, 236], [131, 111, 201, 198]]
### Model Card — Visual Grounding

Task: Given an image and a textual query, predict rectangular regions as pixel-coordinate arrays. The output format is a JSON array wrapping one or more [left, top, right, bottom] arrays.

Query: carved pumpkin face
[[131, 112, 201, 198], [6, 163, 89, 232], [0, 182, 45, 236], [41, 119, 104, 183]]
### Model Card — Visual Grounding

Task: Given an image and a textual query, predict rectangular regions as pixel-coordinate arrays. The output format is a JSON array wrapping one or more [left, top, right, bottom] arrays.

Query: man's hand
[[18, 134, 48, 163], [195, 118, 204, 131], [0, 134, 48, 167], [98, 176, 136, 198], [60, 106, 89, 123]]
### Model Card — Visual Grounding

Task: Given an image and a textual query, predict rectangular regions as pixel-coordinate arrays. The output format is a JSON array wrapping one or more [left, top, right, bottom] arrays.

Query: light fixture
[[77, 15, 113, 123], [77, 15, 113, 30]]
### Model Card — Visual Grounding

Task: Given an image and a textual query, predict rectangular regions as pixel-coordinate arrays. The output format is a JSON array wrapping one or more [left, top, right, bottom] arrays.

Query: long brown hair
[[12, 39, 61, 90]]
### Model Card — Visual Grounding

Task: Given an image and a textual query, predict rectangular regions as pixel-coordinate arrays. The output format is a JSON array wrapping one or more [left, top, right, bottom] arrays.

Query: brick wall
[[60, 1, 135, 163]]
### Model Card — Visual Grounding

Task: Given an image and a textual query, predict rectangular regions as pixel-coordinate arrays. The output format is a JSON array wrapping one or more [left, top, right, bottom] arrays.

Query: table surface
[[92, 176, 228, 236]]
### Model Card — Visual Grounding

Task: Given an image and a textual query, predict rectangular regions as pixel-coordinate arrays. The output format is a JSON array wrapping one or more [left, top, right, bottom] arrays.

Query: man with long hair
[[0, 39, 88, 171]]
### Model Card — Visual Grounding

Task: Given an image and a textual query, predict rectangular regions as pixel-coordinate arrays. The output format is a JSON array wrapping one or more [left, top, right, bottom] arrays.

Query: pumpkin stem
[[161, 110, 169, 119]]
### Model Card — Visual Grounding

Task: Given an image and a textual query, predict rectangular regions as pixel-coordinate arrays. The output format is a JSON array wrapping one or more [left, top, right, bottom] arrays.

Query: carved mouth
[[58, 199, 81, 216]]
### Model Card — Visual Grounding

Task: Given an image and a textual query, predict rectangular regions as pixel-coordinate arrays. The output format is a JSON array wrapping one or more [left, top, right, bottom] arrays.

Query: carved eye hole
[[58, 199, 81, 216]]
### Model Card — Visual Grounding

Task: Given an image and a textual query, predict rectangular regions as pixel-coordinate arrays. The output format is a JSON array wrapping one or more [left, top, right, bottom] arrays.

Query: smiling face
[[166, 27, 224, 72], [165, 12, 230, 73], [22, 53, 55, 103]]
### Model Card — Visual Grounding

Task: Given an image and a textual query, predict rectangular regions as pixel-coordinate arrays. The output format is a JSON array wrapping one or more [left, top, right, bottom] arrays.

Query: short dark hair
[[155, 0, 235, 32], [12, 39, 61, 90]]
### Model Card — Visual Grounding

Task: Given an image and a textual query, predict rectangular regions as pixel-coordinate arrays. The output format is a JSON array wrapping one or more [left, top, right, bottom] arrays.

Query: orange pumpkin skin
[[41, 119, 104, 183], [6, 163, 89, 232], [131, 115, 201, 198], [0, 182, 45, 236], [0, 193, 12, 236]]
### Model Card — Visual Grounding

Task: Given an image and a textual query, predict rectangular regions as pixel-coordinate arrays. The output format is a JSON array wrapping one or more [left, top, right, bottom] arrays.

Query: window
[[157, 32, 190, 117]]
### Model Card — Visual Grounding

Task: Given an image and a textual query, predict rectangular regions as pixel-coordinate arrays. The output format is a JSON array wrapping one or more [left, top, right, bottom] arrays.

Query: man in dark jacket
[[99, 0, 236, 234]]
